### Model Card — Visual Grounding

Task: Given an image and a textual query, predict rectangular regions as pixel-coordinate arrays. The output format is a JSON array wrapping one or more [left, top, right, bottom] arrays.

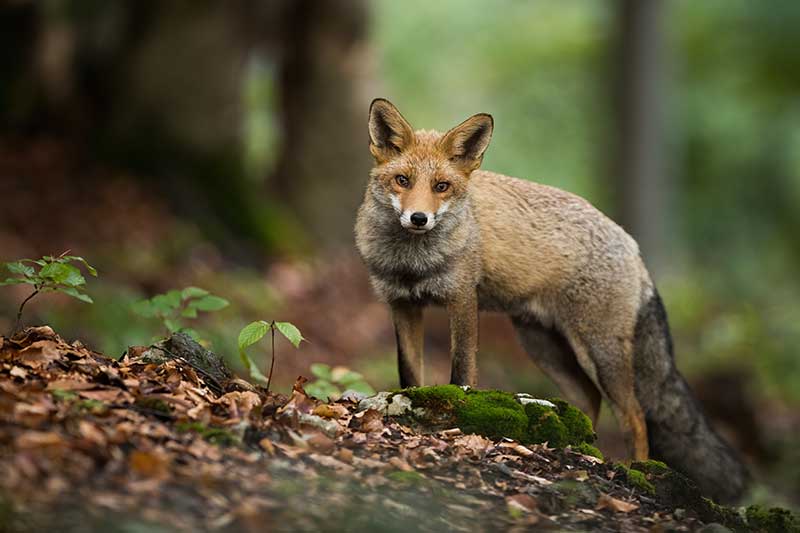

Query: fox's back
[[469, 170, 648, 318]]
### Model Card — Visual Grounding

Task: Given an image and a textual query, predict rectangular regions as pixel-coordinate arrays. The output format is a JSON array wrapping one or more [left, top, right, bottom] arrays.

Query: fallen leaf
[[47, 379, 95, 391], [312, 403, 349, 419], [350, 408, 384, 433], [565, 469, 589, 482], [595, 493, 639, 513], [129, 450, 170, 479], [9, 366, 27, 379], [506, 493, 538, 513]]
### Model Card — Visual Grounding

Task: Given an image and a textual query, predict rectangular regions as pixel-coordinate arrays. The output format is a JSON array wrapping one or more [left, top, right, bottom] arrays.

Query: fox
[[354, 98, 749, 503]]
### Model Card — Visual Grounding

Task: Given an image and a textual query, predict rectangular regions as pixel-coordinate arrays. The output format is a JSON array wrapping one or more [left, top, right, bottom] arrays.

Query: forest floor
[[4, 326, 795, 532]]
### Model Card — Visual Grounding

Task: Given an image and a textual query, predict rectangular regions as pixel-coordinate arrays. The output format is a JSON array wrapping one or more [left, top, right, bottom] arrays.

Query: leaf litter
[[0, 326, 708, 532]]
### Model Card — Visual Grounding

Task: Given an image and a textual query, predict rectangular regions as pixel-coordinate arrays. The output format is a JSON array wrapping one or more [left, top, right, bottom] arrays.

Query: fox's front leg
[[391, 300, 424, 388], [448, 289, 479, 386]]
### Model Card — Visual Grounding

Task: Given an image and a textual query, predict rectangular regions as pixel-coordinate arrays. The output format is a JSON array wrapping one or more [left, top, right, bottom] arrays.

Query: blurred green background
[[0, 0, 798, 507]]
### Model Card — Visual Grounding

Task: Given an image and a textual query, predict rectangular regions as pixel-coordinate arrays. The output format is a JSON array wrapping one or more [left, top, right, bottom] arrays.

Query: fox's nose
[[410, 212, 428, 227]]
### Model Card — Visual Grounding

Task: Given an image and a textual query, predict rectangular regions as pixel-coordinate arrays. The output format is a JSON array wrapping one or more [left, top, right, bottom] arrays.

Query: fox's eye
[[395, 175, 410, 188], [434, 181, 450, 193]]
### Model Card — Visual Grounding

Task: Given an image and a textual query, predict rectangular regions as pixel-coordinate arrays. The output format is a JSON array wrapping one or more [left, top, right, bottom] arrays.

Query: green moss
[[402, 386, 597, 449], [745, 504, 800, 533], [615, 465, 655, 495], [573, 443, 604, 460], [455, 390, 527, 442], [549, 398, 595, 445], [630, 459, 669, 475], [403, 385, 466, 410], [627, 469, 656, 495], [524, 402, 569, 447]]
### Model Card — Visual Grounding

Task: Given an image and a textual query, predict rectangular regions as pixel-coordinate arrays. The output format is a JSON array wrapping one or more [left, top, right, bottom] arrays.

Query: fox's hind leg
[[512, 316, 601, 425], [566, 329, 649, 461]]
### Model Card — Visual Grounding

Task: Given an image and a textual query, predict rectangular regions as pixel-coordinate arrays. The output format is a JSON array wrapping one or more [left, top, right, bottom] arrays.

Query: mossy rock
[[615, 464, 655, 495], [745, 505, 800, 533], [456, 390, 528, 442], [401, 386, 596, 448], [572, 443, 604, 460]]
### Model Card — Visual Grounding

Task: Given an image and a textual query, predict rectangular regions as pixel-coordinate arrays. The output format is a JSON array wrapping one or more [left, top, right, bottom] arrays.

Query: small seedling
[[305, 363, 375, 400], [132, 287, 229, 340], [238, 320, 304, 392], [1, 252, 97, 332]]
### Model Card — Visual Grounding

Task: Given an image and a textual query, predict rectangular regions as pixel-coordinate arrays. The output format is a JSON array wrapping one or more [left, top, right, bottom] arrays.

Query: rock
[[357, 392, 413, 416], [696, 523, 732, 533], [358, 392, 391, 413], [386, 394, 412, 416]]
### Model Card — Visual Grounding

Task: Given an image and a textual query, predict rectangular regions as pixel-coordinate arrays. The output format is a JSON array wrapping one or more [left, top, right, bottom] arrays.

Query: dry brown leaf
[[16, 430, 64, 448], [453, 434, 493, 457], [565, 469, 589, 482], [595, 493, 639, 513], [9, 366, 27, 379], [336, 448, 354, 464], [78, 389, 123, 402], [46, 379, 95, 391], [78, 420, 108, 446], [506, 493, 538, 513], [388, 456, 414, 472], [18, 340, 61, 369], [351, 408, 384, 433], [129, 450, 170, 479], [308, 453, 354, 473], [312, 403, 349, 419]]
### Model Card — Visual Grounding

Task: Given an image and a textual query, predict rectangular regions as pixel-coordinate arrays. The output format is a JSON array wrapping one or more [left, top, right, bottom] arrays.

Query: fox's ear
[[368, 98, 415, 162], [439, 113, 494, 172]]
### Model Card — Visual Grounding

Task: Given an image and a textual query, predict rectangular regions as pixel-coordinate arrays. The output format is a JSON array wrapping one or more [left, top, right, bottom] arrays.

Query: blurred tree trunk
[[613, 0, 669, 275], [271, 0, 373, 248], [0, 0, 373, 256]]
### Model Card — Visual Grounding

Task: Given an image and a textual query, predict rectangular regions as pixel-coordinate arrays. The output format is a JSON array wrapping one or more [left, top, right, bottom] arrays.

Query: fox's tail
[[634, 290, 750, 504]]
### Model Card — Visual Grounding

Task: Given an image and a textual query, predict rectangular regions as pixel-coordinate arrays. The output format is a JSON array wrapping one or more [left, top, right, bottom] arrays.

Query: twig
[[266, 321, 276, 393], [13, 287, 39, 333]]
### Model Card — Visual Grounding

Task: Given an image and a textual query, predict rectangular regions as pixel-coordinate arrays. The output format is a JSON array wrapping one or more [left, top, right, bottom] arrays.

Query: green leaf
[[305, 381, 341, 401], [310, 363, 332, 380], [39, 262, 84, 286], [131, 299, 157, 318], [343, 380, 376, 396], [335, 370, 366, 387], [239, 350, 268, 384], [189, 295, 229, 312], [274, 321, 305, 348], [0, 278, 35, 286], [164, 318, 182, 333], [59, 287, 93, 304], [60, 265, 86, 287], [181, 306, 198, 318], [61, 256, 98, 276], [5, 261, 35, 278], [151, 291, 182, 314], [181, 286, 209, 300], [238, 321, 270, 351]]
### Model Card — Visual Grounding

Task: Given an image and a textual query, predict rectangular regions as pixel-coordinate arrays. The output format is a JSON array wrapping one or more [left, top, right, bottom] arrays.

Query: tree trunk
[[272, 0, 373, 248], [613, 0, 669, 274]]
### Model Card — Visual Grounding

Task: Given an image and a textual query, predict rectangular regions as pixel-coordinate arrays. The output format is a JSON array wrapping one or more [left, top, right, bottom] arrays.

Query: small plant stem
[[266, 321, 276, 393], [14, 288, 39, 333]]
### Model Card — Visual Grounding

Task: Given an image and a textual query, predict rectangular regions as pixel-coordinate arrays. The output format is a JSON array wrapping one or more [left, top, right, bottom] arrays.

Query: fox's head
[[366, 98, 493, 235]]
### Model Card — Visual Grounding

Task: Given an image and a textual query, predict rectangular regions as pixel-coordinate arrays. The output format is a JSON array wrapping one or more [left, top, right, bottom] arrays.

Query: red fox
[[355, 98, 748, 503]]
